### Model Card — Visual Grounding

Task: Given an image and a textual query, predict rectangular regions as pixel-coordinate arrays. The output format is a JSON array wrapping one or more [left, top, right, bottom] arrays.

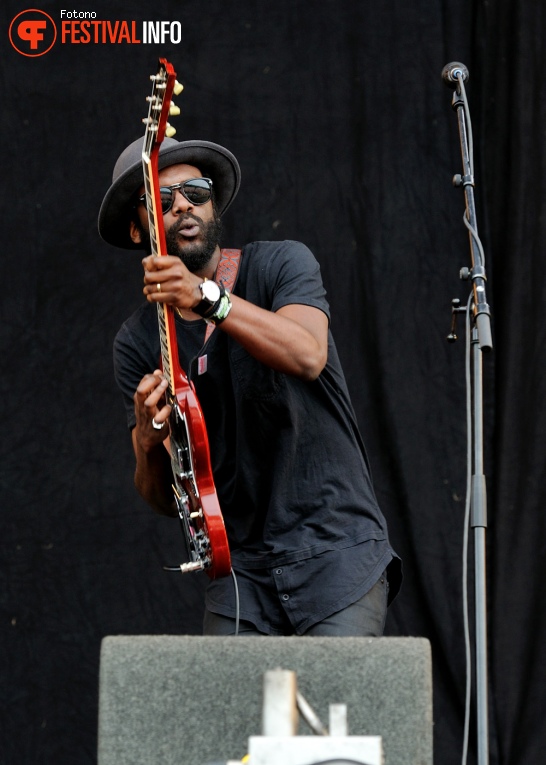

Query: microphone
[[441, 61, 469, 89]]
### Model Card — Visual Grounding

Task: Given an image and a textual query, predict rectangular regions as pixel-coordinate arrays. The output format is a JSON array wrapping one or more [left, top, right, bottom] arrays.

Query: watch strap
[[205, 291, 232, 325]]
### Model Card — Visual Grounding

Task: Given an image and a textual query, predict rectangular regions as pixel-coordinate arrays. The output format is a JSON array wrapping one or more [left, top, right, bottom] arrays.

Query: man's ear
[[129, 219, 142, 244]]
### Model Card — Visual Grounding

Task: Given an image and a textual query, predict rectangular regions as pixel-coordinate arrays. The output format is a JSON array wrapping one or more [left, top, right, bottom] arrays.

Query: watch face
[[201, 280, 221, 303]]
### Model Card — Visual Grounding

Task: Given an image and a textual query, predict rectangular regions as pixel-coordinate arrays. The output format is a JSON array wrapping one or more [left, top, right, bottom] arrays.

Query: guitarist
[[99, 136, 401, 636]]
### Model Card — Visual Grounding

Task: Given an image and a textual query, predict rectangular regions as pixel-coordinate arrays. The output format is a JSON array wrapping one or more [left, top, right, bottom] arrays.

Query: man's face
[[130, 163, 222, 273]]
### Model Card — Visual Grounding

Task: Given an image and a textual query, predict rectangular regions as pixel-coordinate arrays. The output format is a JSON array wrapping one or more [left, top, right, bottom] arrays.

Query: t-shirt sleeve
[[259, 240, 331, 320]]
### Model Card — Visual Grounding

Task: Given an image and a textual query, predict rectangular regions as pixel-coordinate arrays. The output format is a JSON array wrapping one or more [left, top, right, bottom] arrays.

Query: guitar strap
[[204, 248, 242, 343]]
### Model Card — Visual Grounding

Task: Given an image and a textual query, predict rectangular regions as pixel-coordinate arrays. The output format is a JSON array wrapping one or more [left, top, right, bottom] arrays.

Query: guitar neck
[[140, 161, 177, 398], [138, 58, 184, 397], [143, 159, 180, 397]]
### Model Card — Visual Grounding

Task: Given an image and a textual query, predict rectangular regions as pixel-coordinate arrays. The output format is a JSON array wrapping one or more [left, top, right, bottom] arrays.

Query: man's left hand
[[142, 254, 201, 311]]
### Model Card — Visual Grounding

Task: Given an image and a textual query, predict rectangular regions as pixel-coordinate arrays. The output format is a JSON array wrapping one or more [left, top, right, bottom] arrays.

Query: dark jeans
[[203, 571, 388, 637]]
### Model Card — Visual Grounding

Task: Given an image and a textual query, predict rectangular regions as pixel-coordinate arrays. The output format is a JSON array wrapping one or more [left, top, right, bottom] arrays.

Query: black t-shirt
[[114, 241, 397, 580]]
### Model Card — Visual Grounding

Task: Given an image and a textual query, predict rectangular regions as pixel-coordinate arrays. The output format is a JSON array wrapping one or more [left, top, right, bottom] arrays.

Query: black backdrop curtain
[[1, 1, 545, 763]]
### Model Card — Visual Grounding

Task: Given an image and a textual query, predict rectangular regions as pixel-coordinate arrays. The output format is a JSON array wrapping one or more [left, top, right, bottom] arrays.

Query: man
[[99, 136, 401, 636]]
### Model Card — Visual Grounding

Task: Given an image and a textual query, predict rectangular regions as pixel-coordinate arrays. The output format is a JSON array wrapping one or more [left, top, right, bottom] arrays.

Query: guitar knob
[[173, 80, 184, 95], [169, 102, 181, 116], [165, 123, 176, 137]]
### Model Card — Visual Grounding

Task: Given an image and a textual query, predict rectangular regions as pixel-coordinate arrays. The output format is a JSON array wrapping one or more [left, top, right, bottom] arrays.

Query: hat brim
[[98, 139, 241, 250]]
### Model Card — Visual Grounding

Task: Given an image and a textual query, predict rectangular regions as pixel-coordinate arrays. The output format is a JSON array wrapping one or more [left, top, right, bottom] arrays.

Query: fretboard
[[142, 156, 176, 397]]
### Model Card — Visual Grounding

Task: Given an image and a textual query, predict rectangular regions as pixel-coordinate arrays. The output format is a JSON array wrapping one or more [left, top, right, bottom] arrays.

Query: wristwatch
[[193, 278, 223, 318]]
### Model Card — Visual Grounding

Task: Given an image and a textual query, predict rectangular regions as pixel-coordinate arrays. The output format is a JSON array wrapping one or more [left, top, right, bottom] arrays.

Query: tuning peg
[[165, 123, 176, 137], [173, 80, 184, 95], [169, 102, 181, 116]]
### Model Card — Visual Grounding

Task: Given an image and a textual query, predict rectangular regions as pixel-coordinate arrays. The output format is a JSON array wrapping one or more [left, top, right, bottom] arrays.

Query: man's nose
[[170, 187, 193, 214]]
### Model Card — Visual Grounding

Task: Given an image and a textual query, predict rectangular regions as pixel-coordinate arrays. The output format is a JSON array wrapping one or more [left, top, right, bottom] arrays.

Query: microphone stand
[[444, 63, 493, 765]]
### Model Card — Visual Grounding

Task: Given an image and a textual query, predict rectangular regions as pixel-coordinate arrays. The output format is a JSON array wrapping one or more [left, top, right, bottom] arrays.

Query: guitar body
[[168, 376, 231, 579], [142, 58, 231, 579]]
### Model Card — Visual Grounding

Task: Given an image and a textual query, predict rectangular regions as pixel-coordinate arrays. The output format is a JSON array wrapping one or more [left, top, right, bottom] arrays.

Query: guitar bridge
[[170, 484, 212, 574]]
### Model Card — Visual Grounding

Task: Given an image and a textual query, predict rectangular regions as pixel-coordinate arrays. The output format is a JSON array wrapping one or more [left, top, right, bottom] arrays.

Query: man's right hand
[[131, 370, 177, 516], [133, 369, 171, 453]]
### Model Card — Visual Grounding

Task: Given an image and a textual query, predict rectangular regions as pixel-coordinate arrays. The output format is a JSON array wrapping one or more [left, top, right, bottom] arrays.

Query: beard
[[166, 212, 223, 272], [136, 211, 222, 273]]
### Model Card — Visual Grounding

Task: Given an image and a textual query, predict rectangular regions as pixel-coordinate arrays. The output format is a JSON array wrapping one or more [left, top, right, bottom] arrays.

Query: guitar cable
[[231, 567, 240, 636], [164, 562, 240, 635]]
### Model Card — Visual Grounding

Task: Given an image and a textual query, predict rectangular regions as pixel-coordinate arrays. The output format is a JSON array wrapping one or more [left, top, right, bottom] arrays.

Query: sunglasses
[[138, 178, 213, 215]]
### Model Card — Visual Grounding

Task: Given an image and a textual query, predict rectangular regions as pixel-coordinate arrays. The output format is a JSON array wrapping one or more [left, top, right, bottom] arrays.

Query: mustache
[[170, 213, 203, 234]]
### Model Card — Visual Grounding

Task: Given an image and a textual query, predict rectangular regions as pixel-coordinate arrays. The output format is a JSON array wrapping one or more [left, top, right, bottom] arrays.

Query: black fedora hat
[[98, 137, 241, 250]]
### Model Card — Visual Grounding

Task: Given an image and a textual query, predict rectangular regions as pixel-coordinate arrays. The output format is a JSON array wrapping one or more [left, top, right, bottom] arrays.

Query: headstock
[[142, 58, 183, 159], [140, 58, 183, 259]]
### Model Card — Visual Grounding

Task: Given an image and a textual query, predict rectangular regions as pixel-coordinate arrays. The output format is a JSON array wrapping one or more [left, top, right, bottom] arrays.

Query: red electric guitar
[[141, 58, 231, 578]]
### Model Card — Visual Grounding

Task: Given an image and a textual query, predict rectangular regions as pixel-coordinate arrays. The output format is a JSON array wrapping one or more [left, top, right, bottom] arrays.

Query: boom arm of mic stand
[[451, 88, 493, 352]]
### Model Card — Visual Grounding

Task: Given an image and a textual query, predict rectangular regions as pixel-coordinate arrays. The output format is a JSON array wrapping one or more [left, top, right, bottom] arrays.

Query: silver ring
[[156, 283, 161, 292], [152, 418, 164, 430]]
